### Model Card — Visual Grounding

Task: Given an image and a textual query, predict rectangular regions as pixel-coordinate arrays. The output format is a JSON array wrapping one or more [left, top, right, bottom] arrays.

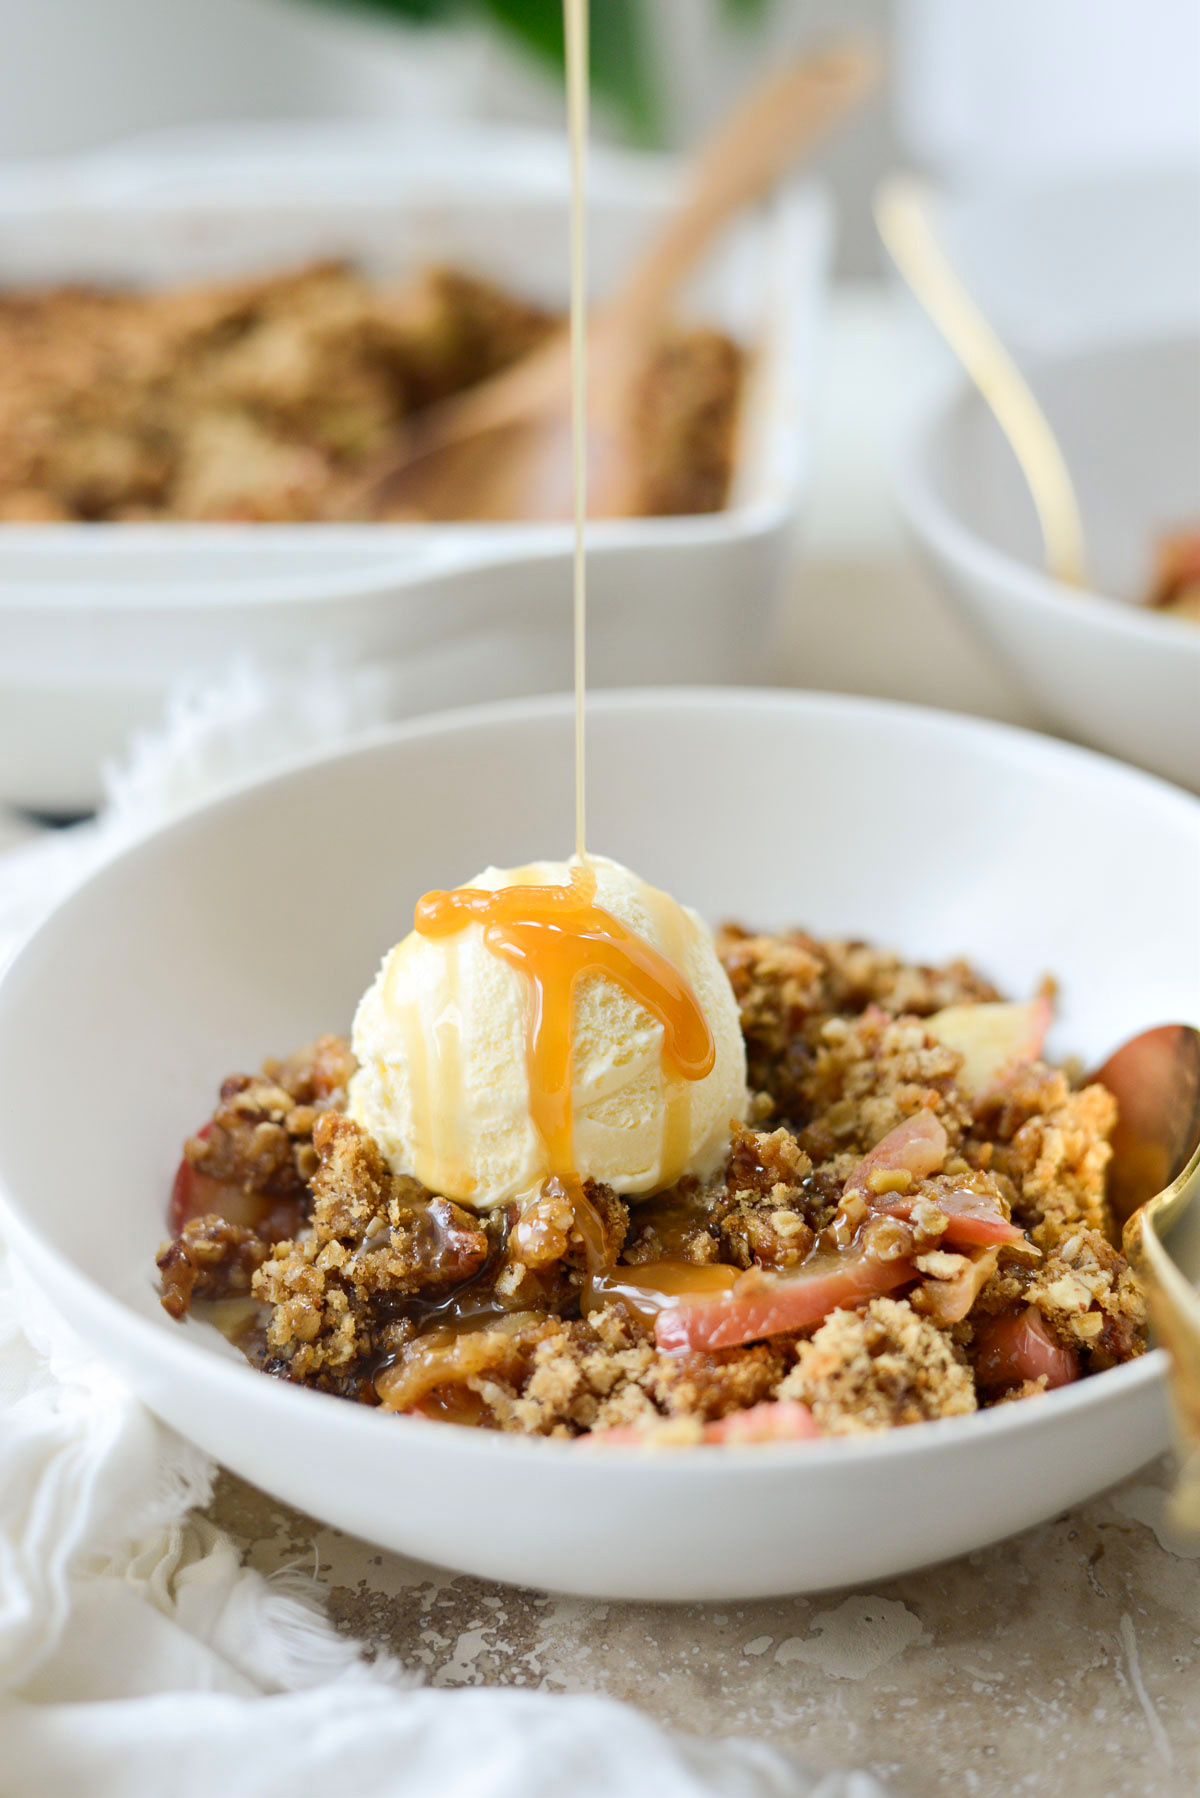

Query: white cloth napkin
[[0, 663, 887, 1798]]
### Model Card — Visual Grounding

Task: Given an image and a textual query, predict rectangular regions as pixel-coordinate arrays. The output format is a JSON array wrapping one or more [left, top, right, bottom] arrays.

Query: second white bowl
[[897, 333, 1200, 791]]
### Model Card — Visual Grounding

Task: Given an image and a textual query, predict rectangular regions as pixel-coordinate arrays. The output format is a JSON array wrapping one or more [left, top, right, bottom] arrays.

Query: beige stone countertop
[[207, 1451, 1199, 1798]]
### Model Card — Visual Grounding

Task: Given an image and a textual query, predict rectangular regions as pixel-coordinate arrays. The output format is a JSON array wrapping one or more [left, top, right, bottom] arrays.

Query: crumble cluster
[[157, 931, 1147, 1440], [0, 260, 742, 522], [778, 1298, 977, 1435]]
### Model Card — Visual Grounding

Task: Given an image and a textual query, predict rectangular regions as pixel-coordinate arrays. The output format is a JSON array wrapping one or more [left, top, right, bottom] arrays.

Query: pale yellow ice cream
[[347, 854, 747, 1209]]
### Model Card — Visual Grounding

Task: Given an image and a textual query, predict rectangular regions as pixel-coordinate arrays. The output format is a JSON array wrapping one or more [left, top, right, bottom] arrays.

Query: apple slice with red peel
[[656, 1113, 948, 1354], [924, 996, 1052, 1097], [655, 1248, 916, 1354], [575, 1425, 645, 1448], [845, 1113, 1023, 1246], [580, 1401, 820, 1449], [974, 1306, 1079, 1392], [935, 1210, 1023, 1249], [703, 1401, 819, 1444], [878, 1187, 1026, 1248], [843, 1110, 948, 1198]]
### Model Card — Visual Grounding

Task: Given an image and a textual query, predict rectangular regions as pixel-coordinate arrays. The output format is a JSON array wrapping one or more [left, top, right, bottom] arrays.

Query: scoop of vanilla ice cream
[[347, 854, 747, 1209]]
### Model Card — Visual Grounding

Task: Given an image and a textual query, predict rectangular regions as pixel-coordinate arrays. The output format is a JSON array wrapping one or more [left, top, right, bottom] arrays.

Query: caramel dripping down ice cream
[[347, 855, 748, 1211]]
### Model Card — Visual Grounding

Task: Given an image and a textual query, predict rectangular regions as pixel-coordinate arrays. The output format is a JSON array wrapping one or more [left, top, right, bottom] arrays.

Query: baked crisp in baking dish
[[0, 261, 742, 523], [157, 928, 1146, 1443]]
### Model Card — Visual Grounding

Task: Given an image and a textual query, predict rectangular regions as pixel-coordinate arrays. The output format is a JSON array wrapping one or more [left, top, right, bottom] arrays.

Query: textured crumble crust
[[466, 1317, 785, 1439], [253, 1112, 493, 1395], [979, 1067, 1116, 1249], [793, 1007, 974, 1168], [157, 934, 1147, 1442], [778, 1297, 977, 1435], [158, 1219, 269, 1321], [0, 261, 743, 523], [715, 926, 999, 1121], [974, 1226, 1146, 1372]]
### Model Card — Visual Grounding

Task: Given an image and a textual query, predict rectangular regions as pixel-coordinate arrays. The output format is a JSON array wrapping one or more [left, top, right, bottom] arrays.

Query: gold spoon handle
[[874, 174, 1088, 589], [1136, 1196, 1200, 1535]]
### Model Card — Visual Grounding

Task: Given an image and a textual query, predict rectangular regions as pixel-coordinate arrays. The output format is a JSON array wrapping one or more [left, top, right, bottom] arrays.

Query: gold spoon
[[1093, 1023, 1200, 1238], [1140, 1199, 1200, 1533], [873, 173, 1088, 588], [346, 43, 879, 523], [1094, 1022, 1200, 1531]]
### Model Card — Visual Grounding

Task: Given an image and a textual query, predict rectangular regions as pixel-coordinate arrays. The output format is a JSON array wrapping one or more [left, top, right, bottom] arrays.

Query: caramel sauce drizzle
[[414, 864, 715, 1217]]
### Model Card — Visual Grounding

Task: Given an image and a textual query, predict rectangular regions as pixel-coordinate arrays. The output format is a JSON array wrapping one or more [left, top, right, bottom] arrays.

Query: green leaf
[[481, 0, 660, 144], [720, 0, 770, 23], [480, 0, 563, 65], [289, 0, 664, 143], [589, 0, 659, 144], [310, 0, 463, 22]]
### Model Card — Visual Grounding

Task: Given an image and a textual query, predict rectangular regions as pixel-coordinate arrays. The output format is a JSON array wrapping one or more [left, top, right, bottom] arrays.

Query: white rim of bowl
[[0, 686, 1194, 1473], [895, 354, 1200, 658]]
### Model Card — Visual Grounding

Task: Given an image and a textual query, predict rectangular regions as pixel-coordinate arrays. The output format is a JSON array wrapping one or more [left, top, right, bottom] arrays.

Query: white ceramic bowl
[[896, 333, 1200, 792], [0, 126, 830, 812], [0, 689, 1197, 1601]]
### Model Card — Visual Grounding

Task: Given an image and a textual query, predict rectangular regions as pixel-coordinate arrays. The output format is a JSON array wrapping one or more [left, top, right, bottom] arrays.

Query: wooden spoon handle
[[606, 43, 878, 339], [434, 40, 877, 443]]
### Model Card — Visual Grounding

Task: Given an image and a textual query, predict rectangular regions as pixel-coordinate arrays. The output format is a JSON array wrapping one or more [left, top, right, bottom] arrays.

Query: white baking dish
[[0, 125, 831, 811]]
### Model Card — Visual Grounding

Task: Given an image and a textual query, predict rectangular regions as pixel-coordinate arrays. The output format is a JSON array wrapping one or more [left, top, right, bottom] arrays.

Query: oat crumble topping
[[157, 931, 1146, 1442]]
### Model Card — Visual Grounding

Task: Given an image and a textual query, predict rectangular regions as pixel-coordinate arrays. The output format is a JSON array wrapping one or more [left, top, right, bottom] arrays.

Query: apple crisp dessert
[[157, 929, 1146, 1444]]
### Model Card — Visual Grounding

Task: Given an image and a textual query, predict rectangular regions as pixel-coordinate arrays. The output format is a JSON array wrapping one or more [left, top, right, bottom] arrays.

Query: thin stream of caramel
[[408, 8, 716, 1277], [565, 0, 588, 863]]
